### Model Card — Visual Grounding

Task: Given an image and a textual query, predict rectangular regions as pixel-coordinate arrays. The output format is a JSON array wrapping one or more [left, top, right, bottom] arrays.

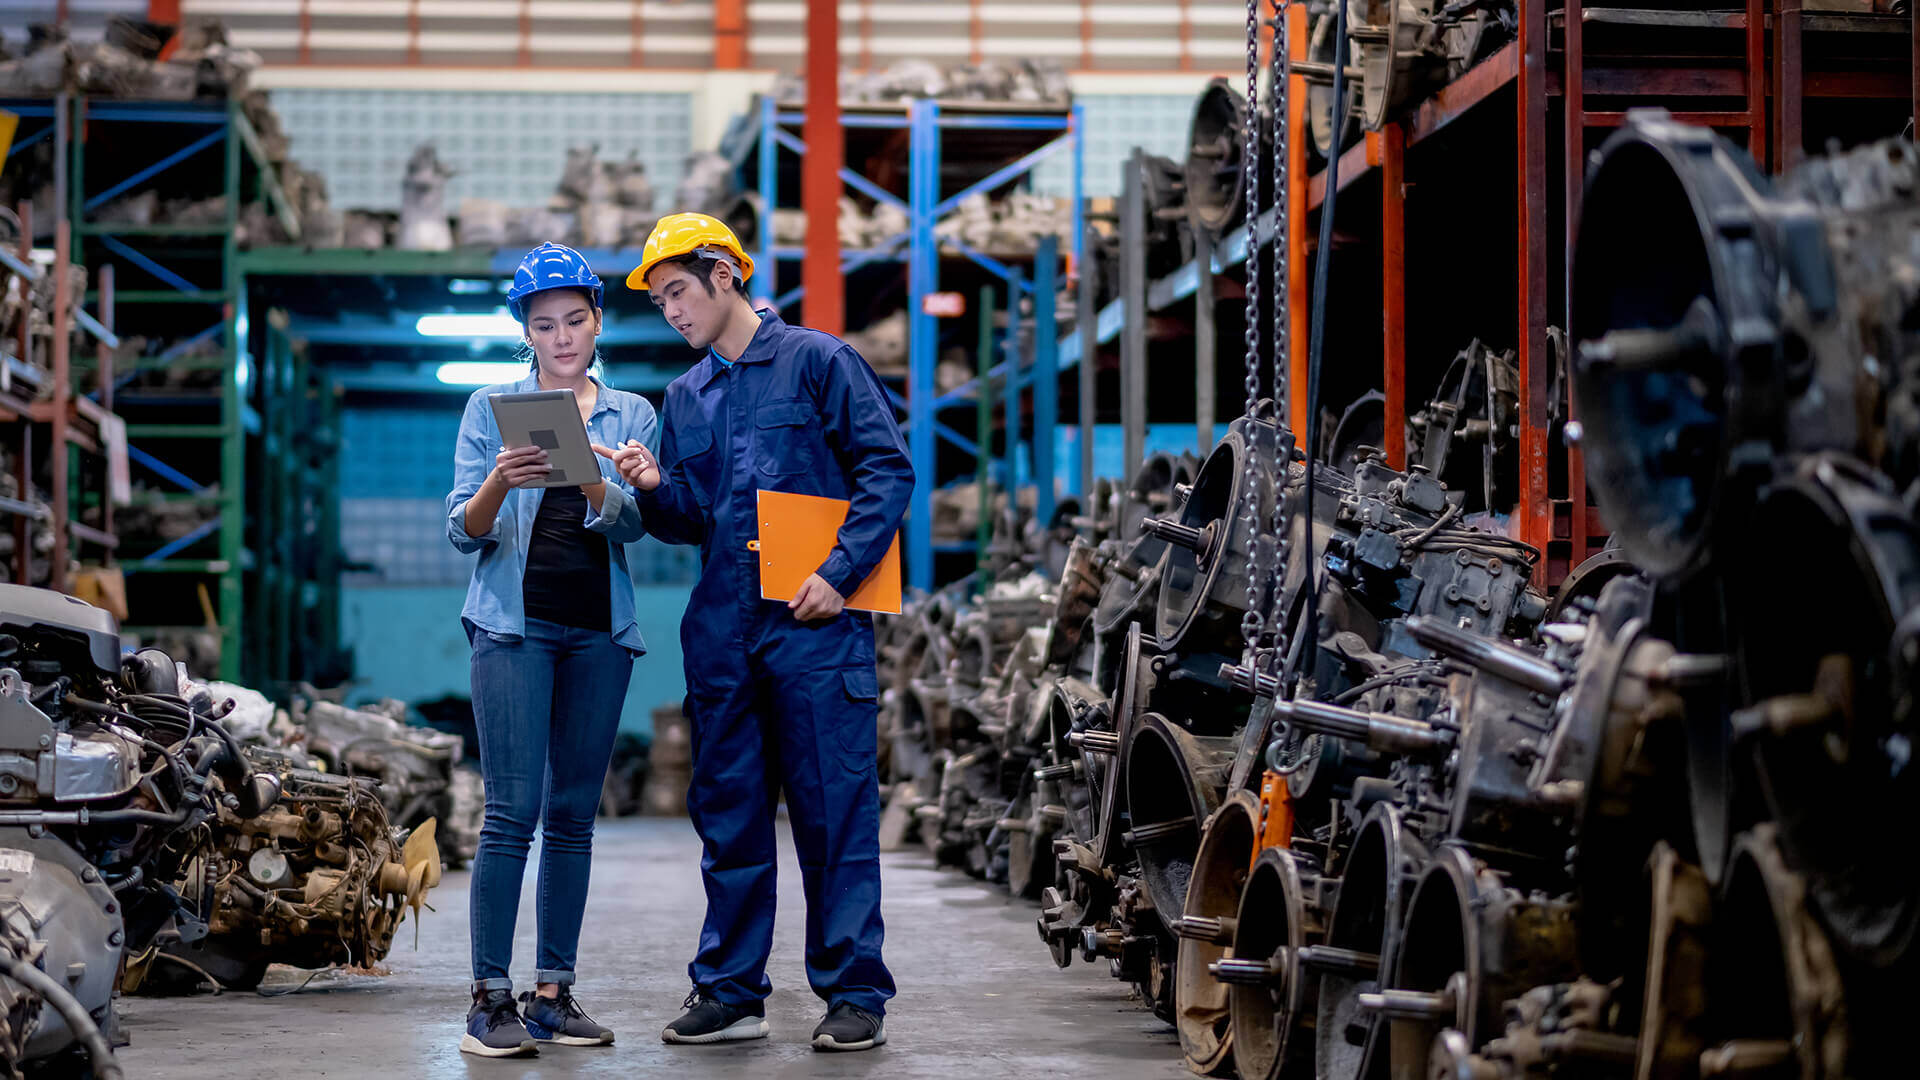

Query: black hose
[[1400, 501, 1463, 551], [1292, 0, 1352, 695], [0, 953, 124, 1080], [1331, 664, 1450, 705]]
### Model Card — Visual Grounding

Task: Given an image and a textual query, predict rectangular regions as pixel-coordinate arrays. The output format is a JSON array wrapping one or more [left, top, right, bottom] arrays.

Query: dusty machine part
[[1224, 847, 1333, 1080], [1574, 114, 1920, 1002], [1124, 713, 1235, 938], [1186, 77, 1267, 235], [1148, 420, 1289, 657], [396, 145, 455, 251], [288, 695, 465, 841], [1571, 113, 1920, 581], [1119, 451, 1198, 545], [1366, 845, 1580, 1080], [0, 585, 281, 1068], [146, 751, 440, 991], [1170, 790, 1261, 1076], [1407, 341, 1520, 514], [1315, 802, 1428, 1080], [1634, 843, 1714, 1080], [1700, 826, 1849, 1080], [1306, 9, 1362, 161]]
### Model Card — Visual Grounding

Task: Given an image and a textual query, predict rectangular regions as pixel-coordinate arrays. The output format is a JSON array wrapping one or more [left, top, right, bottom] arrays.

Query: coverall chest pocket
[[754, 398, 817, 480], [674, 422, 721, 506]]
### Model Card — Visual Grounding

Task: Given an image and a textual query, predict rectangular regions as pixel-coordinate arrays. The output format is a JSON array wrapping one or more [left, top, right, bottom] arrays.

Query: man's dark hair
[[663, 251, 750, 297]]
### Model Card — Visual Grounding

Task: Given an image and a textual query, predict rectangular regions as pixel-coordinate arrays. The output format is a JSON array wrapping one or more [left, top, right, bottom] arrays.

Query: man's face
[[648, 261, 733, 352]]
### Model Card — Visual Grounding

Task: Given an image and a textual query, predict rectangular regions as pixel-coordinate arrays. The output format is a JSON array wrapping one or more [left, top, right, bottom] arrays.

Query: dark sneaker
[[520, 989, 614, 1046], [660, 991, 769, 1045], [460, 989, 537, 1057], [811, 1003, 886, 1052]]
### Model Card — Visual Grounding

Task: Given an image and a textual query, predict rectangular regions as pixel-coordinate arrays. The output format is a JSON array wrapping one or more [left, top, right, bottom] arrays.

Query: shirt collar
[[697, 311, 786, 388]]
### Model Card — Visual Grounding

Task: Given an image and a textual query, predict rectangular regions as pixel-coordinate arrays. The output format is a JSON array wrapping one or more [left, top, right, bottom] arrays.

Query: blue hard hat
[[507, 242, 605, 323]]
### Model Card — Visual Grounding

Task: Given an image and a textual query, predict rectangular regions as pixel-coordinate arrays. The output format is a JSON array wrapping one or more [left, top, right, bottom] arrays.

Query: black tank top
[[522, 485, 611, 632]]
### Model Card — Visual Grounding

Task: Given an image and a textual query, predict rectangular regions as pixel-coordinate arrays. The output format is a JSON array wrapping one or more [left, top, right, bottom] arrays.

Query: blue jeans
[[467, 617, 633, 991]]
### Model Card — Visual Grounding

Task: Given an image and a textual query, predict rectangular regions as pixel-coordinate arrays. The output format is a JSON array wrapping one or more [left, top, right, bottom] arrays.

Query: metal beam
[[1077, 223, 1096, 498], [1034, 236, 1058, 527], [1120, 150, 1147, 485], [1195, 227, 1215, 453]]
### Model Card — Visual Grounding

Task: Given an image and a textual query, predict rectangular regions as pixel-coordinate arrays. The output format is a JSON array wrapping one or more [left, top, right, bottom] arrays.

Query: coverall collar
[[696, 311, 786, 388], [515, 369, 624, 417]]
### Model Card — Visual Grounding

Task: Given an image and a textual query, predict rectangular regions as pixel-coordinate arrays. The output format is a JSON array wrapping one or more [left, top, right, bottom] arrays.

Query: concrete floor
[[116, 817, 1187, 1079]]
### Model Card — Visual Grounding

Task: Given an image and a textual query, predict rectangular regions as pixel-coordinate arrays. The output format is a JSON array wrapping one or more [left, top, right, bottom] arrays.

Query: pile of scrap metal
[[238, 687, 482, 869], [0, 18, 338, 251], [110, 681, 477, 996], [774, 58, 1071, 106], [772, 192, 1074, 257], [879, 114, 1920, 1080], [0, 206, 86, 397], [447, 143, 662, 252], [0, 583, 432, 1075], [0, 17, 257, 101]]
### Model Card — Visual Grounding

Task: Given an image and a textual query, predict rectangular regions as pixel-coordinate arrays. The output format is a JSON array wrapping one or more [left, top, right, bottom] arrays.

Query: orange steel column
[[1286, 2, 1309, 435], [714, 0, 747, 69], [1517, 0, 1551, 556], [1382, 122, 1406, 469], [148, 0, 182, 59], [803, 0, 844, 336]]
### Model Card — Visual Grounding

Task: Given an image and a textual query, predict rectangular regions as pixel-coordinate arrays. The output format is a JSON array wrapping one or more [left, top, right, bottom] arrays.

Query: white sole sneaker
[[539, 1032, 615, 1046], [661, 1015, 770, 1045], [460, 1033, 538, 1057], [812, 1023, 887, 1052]]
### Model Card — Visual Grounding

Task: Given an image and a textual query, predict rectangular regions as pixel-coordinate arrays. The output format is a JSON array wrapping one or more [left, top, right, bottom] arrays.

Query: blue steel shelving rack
[[748, 97, 1084, 593], [21, 94, 289, 682]]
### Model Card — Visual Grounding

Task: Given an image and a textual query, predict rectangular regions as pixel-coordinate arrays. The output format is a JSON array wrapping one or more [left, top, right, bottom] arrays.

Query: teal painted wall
[[340, 582, 690, 738]]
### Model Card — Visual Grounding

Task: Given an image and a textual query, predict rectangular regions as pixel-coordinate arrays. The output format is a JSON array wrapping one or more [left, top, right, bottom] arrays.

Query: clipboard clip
[[746, 540, 762, 552]]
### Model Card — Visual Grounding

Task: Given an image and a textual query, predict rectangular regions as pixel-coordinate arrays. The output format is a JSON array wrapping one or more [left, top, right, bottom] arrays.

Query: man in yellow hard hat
[[600, 213, 908, 1052]]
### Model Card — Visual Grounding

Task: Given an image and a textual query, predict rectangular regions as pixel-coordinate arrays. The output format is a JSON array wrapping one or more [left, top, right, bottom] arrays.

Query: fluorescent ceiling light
[[436, 361, 530, 385], [416, 312, 521, 337], [447, 278, 497, 295]]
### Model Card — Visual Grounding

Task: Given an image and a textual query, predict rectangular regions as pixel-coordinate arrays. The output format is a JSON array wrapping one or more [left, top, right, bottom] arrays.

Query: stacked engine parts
[[0, 19, 335, 251], [0, 585, 449, 1073], [128, 748, 441, 995], [879, 111, 1920, 1080], [773, 58, 1071, 108]]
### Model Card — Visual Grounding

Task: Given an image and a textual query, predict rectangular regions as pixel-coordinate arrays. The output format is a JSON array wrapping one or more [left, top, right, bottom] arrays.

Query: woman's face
[[523, 289, 602, 380]]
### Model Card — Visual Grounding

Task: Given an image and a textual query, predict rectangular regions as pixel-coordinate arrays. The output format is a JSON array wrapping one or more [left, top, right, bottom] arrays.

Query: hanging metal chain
[[1238, 0, 1267, 654], [1261, 0, 1293, 669]]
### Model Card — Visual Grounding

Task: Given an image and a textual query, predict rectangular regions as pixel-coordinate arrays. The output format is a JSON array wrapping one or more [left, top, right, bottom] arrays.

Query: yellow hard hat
[[627, 212, 755, 291]]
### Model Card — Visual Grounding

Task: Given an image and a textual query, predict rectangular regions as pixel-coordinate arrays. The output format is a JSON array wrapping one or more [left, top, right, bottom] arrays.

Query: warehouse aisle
[[116, 817, 1188, 1079]]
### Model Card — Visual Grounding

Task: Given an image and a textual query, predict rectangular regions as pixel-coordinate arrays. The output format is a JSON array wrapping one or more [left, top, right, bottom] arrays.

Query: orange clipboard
[[748, 489, 902, 615]]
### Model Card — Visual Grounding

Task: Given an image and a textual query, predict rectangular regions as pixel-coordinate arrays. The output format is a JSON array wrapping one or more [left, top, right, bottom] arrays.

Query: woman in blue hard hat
[[444, 241, 656, 1057]]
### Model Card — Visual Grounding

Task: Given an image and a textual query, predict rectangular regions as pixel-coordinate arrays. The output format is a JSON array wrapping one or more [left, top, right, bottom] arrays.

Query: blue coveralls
[[636, 312, 910, 1016]]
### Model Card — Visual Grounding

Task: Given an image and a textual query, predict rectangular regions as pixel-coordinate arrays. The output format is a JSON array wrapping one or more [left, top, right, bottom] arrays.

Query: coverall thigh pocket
[[827, 667, 879, 775]]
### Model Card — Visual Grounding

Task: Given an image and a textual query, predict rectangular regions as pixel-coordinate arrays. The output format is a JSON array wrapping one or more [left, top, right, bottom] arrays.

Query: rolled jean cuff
[[535, 969, 576, 986], [471, 977, 513, 993]]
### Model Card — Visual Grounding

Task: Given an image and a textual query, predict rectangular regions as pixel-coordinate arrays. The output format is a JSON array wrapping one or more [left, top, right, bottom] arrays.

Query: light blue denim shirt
[[445, 372, 657, 654]]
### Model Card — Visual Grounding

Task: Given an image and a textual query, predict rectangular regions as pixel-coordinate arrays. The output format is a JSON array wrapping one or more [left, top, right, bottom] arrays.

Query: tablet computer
[[487, 389, 601, 488]]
